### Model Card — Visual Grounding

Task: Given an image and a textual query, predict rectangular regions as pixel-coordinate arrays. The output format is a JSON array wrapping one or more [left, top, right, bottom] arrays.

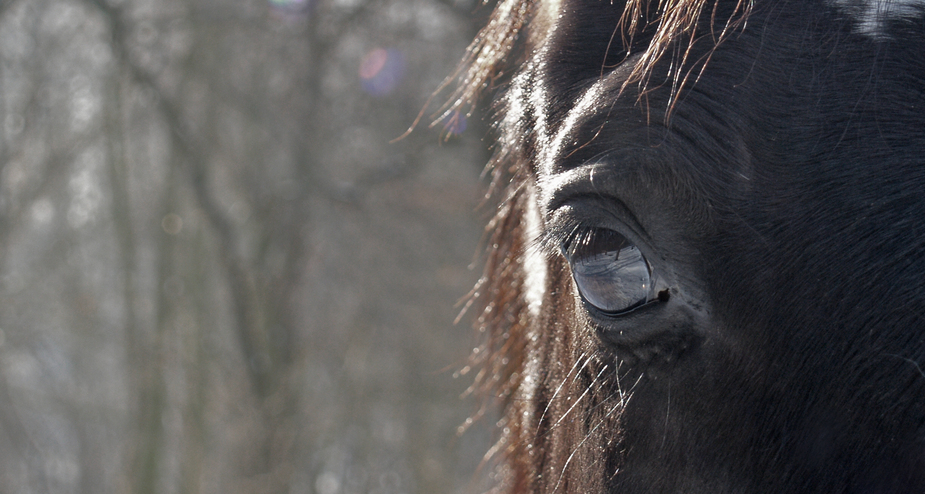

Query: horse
[[451, 0, 925, 492]]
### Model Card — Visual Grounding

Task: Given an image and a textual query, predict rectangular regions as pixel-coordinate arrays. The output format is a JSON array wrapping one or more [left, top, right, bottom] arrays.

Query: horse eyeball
[[565, 228, 652, 314]]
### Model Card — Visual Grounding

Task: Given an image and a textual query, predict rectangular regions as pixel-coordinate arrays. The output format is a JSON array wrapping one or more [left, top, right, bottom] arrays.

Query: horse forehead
[[830, 0, 925, 37]]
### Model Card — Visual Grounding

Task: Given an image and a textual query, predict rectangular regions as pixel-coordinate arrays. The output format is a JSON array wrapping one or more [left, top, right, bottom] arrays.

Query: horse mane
[[445, 0, 752, 122]]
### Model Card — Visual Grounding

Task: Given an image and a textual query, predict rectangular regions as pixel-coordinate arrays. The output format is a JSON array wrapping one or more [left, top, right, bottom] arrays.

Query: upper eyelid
[[539, 196, 651, 258]]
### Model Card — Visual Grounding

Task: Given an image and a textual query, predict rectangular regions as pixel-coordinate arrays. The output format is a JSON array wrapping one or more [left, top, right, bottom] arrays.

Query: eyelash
[[537, 222, 595, 259], [536, 222, 630, 259], [560, 225, 619, 257]]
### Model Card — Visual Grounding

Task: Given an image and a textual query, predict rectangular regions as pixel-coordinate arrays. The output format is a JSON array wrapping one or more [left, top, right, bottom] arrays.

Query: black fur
[[466, 1, 925, 492]]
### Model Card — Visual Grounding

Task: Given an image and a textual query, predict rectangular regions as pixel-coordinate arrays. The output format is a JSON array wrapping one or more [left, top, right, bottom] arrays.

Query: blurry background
[[0, 0, 495, 492]]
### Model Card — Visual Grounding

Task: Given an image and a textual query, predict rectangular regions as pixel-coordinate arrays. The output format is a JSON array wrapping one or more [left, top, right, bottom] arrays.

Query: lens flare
[[359, 48, 405, 96], [442, 111, 467, 135]]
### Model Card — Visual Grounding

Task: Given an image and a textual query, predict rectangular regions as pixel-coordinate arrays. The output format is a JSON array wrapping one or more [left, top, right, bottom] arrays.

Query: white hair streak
[[831, 0, 925, 37], [522, 183, 549, 319]]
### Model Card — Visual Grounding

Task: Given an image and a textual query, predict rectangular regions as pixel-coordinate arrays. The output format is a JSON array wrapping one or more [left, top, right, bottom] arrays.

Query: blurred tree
[[0, 0, 492, 492]]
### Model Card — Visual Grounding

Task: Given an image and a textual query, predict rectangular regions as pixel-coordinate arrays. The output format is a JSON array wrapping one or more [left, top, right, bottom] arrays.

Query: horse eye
[[564, 228, 652, 314]]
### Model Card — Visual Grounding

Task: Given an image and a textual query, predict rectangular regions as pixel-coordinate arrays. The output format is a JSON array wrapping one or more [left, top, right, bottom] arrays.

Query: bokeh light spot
[[359, 48, 388, 80], [161, 213, 183, 235], [359, 48, 405, 96], [442, 110, 467, 135]]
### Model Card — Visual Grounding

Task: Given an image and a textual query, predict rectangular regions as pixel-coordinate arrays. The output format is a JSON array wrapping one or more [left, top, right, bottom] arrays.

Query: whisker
[[885, 354, 925, 380], [552, 392, 628, 493], [547, 364, 610, 433], [536, 353, 592, 436], [616, 362, 644, 410]]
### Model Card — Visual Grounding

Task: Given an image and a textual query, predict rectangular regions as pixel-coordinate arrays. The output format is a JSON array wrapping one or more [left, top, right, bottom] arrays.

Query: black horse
[[454, 0, 925, 492]]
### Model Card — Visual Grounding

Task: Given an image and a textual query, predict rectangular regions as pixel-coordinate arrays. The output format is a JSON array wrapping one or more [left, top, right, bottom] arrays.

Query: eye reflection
[[565, 228, 652, 314]]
